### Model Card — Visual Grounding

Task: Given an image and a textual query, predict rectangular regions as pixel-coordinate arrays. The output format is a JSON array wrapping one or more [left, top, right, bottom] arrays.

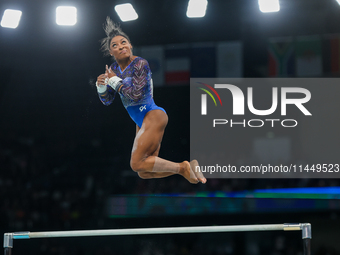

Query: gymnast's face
[[109, 35, 133, 61]]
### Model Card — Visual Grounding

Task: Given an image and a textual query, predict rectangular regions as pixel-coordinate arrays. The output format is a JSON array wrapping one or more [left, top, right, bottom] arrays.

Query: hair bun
[[100, 16, 131, 57]]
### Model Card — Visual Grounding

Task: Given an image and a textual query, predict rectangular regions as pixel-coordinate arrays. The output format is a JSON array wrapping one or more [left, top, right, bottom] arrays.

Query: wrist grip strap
[[96, 81, 107, 94], [108, 76, 123, 91]]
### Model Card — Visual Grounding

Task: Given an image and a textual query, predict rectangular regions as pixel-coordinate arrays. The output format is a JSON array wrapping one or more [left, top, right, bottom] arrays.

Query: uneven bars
[[3, 223, 311, 255]]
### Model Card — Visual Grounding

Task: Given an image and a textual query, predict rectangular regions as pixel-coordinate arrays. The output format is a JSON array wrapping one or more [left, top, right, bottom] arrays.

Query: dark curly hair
[[100, 17, 131, 57]]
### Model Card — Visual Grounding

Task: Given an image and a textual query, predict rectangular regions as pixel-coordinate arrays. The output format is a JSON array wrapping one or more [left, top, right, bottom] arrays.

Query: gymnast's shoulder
[[132, 56, 151, 68]]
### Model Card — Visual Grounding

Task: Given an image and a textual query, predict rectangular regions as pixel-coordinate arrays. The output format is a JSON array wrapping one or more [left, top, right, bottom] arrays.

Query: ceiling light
[[186, 0, 208, 18], [258, 0, 280, 13], [115, 4, 138, 22], [56, 6, 77, 26], [1, 9, 22, 29]]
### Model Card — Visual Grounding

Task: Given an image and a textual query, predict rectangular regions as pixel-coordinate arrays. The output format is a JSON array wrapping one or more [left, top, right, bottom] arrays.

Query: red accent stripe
[[165, 71, 190, 84]]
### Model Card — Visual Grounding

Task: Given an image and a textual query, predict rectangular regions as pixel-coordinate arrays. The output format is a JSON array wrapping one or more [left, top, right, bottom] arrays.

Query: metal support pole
[[301, 223, 312, 255], [3, 234, 13, 255]]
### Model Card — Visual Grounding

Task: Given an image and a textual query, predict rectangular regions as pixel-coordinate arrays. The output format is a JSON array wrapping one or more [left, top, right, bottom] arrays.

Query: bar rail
[[3, 223, 312, 255]]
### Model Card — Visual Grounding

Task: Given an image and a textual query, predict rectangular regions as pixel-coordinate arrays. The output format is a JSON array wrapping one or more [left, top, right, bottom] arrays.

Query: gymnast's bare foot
[[190, 160, 207, 184], [179, 161, 199, 184]]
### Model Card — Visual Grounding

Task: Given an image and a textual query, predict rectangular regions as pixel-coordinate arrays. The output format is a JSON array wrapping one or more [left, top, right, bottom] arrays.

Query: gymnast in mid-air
[[96, 17, 206, 184]]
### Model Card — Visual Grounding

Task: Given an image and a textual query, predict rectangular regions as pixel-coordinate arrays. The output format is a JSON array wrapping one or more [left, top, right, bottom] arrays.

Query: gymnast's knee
[[130, 159, 144, 173], [137, 172, 151, 179]]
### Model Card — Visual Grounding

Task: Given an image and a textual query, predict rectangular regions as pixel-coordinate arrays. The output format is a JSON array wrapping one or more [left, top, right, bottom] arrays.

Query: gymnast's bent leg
[[137, 144, 174, 179], [130, 110, 206, 184]]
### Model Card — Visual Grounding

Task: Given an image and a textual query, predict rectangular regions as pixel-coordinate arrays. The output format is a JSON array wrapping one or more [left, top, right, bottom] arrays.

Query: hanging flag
[[217, 41, 243, 77], [268, 37, 295, 77], [322, 34, 340, 75], [165, 44, 191, 85], [296, 36, 322, 77], [140, 46, 164, 87]]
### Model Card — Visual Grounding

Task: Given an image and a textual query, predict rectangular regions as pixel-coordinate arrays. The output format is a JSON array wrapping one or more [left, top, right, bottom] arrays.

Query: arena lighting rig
[[6, 0, 335, 29]]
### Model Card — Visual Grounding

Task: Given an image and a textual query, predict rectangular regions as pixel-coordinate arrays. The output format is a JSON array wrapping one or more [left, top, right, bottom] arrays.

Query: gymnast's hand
[[105, 65, 117, 79], [96, 73, 108, 86]]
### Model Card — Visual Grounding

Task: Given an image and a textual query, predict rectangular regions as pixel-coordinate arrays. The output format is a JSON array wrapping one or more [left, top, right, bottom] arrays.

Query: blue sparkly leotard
[[98, 57, 166, 128]]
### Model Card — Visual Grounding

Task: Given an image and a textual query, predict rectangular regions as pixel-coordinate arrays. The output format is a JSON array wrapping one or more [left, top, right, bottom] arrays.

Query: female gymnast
[[96, 18, 206, 184]]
